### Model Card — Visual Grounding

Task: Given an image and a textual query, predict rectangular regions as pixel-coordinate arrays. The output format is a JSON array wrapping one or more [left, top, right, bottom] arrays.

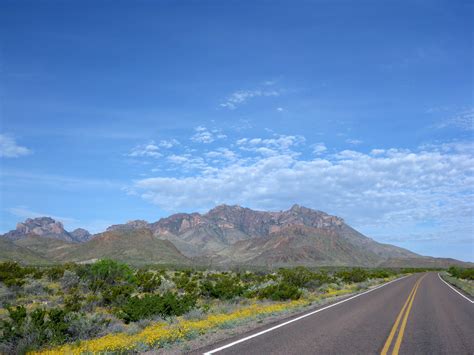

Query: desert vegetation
[[440, 266, 474, 297], [0, 260, 431, 354]]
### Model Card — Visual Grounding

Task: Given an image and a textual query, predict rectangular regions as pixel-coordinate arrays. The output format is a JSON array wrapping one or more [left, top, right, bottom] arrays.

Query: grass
[[440, 272, 474, 297]]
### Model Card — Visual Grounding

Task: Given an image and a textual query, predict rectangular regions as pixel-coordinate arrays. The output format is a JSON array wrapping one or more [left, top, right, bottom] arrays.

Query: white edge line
[[438, 273, 474, 304], [203, 274, 411, 354]]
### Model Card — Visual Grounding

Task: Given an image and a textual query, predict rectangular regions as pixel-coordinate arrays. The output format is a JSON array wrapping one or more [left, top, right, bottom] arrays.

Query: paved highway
[[197, 273, 474, 355]]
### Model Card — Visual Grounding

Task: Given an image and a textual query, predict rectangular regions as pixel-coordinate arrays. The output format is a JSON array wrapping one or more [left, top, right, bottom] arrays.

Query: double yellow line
[[381, 274, 426, 355]]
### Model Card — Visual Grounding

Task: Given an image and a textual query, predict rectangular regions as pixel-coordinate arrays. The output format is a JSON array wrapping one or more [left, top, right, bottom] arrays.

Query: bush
[[335, 268, 369, 283], [45, 265, 67, 281], [257, 282, 302, 301], [86, 259, 135, 291], [448, 267, 474, 280], [368, 269, 395, 279], [0, 262, 35, 288], [23, 278, 48, 296], [200, 275, 245, 300], [66, 312, 110, 340], [101, 284, 135, 306], [135, 270, 161, 293], [0, 306, 71, 353], [60, 270, 80, 292], [118, 292, 197, 323], [278, 267, 333, 289]]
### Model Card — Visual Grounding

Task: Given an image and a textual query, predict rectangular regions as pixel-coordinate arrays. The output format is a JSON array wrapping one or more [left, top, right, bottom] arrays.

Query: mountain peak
[[70, 228, 92, 242], [2, 217, 90, 243], [16, 217, 66, 236]]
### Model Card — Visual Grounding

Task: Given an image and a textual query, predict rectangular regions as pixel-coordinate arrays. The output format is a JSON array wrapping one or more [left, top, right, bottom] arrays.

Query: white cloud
[[220, 89, 280, 109], [276, 107, 284, 112], [191, 126, 226, 144], [313, 143, 327, 154], [167, 154, 213, 172], [205, 148, 238, 161], [237, 134, 305, 156], [158, 139, 179, 149], [128, 141, 161, 158], [437, 109, 474, 131], [132, 140, 474, 244], [346, 138, 363, 145], [0, 134, 31, 158], [370, 149, 385, 155]]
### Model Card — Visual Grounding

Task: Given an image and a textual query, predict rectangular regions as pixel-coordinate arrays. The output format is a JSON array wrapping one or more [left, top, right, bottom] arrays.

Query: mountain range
[[0, 205, 471, 268]]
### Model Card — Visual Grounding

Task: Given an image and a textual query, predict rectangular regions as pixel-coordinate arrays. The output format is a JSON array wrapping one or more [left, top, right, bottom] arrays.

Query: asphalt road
[[196, 273, 474, 355]]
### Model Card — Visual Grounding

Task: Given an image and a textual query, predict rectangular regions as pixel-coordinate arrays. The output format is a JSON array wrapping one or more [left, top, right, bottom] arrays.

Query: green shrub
[[86, 259, 136, 291], [135, 270, 161, 293], [335, 268, 369, 283], [200, 275, 245, 300], [101, 284, 135, 306], [118, 292, 197, 323], [367, 269, 395, 279], [448, 266, 474, 280], [257, 282, 302, 301], [0, 262, 35, 288], [0, 306, 71, 352], [278, 267, 333, 289]]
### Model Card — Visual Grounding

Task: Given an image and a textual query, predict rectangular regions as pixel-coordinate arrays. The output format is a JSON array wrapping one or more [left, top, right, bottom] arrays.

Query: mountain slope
[[13, 235, 77, 261], [62, 229, 190, 265], [0, 238, 50, 264]]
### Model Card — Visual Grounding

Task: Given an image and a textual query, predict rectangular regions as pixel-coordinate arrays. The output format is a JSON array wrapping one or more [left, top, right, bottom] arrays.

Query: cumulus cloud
[[237, 134, 305, 156], [220, 89, 280, 109], [0, 134, 31, 158], [313, 143, 327, 154], [191, 126, 227, 144], [132, 140, 474, 244], [158, 139, 179, 148], [127, 141, 161, 158]]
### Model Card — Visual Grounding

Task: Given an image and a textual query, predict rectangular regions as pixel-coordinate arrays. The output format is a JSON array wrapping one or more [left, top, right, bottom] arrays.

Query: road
[[196, 273, 474, 355]]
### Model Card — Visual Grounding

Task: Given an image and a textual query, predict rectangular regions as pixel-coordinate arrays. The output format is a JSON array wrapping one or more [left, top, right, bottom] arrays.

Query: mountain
[[1, 205, 471, 267], [1, 217, 92, 243], [62, 229, 189, 265], [146, 204, 420, 267]]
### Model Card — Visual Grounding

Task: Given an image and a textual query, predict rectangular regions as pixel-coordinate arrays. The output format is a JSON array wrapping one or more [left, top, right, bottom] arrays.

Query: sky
[[0, 0, 473, 261]]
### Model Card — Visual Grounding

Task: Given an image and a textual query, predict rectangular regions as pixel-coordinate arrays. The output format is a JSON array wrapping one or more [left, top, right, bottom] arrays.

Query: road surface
[[196, 273, 474, 355]]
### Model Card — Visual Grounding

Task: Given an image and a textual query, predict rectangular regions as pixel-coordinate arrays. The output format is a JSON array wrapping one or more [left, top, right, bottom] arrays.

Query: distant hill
[[0, 238, 50, 264], [62, 229, 189, 265], [1, 205, 471, 268]]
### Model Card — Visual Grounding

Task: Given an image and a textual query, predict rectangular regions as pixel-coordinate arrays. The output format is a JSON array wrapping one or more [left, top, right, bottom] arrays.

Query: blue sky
[[0, 1, 472, 261]]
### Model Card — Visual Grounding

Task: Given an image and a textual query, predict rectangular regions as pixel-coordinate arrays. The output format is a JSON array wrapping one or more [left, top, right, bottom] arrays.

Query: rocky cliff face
[[151, 204, 345, 238], [1, 217, 91, 243]]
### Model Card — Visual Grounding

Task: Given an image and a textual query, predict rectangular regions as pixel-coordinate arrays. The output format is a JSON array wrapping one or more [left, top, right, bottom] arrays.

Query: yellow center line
[[392, 275, 425, 355], [380, 275, 425, 355]]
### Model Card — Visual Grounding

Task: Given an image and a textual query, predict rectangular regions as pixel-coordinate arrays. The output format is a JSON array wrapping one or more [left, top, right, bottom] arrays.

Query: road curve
[[195, 273, 474, 355]]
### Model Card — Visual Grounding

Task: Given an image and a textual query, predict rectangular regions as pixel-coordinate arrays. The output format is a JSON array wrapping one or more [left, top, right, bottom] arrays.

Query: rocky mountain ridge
[[1, 205, 471, 267], [2, 217, 92, 243]]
